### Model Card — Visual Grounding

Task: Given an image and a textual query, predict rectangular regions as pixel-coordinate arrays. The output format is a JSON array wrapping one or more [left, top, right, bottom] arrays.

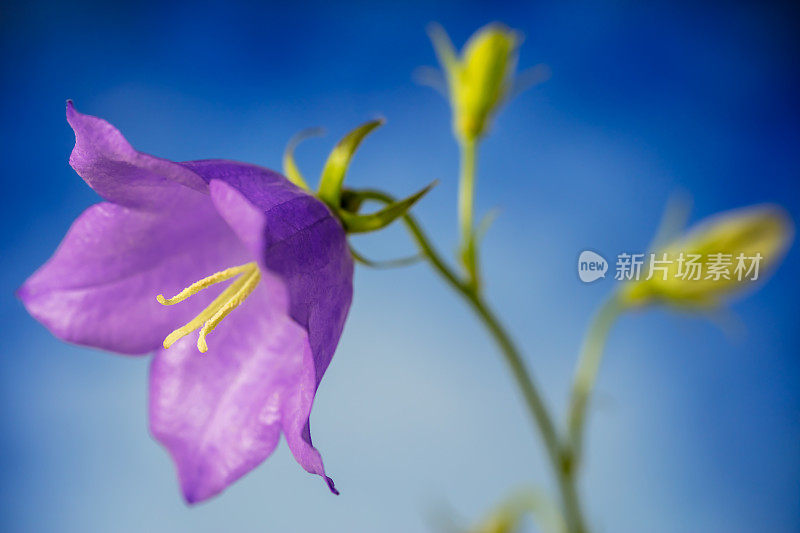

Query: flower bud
[[467, 488, 563, 533], [430, 23, 519, 141], [619, 205, 793, 308]]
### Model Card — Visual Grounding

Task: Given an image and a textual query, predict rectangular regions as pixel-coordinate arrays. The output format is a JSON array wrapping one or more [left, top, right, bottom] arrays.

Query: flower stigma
[[156, 262, 261, 353]]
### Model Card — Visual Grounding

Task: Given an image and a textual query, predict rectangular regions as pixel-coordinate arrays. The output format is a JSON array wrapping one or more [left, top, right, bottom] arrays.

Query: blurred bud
[[469, 496, 526, 533], [471, 513, 517, 533], [464, 488, 565, 533], [429, 23, 520, 141], [619, 205, 793, 308]]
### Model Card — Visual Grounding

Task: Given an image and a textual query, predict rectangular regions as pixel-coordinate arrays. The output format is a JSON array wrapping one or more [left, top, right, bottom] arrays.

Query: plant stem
[[467, 293, 587, 533], [458, 138, 478, 282], [458, 138, 477, 247], [566, 296, 624, 465], [352, 189, 588, 533]]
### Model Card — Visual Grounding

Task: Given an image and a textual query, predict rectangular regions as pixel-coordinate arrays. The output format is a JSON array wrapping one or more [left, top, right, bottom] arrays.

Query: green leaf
[[338, 181, 436, 234], [318, 119, 384, 207], [282, 127, 325, 190]]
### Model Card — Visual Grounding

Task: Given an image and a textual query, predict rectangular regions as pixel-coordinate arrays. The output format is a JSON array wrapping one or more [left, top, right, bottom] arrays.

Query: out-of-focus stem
[[351, 188, 588, 533], [458, 137, 479, 284], [566, 295, 624, 464]]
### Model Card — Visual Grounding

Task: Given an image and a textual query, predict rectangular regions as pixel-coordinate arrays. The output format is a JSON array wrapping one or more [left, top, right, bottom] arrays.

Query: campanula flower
[[18, 103, 353, 503], [429, 22, 520, 141], [619, 205, 792, 307]]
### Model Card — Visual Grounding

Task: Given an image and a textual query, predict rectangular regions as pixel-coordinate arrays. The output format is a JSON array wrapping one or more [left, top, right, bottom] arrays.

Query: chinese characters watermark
[[578, 251, 763, 283]]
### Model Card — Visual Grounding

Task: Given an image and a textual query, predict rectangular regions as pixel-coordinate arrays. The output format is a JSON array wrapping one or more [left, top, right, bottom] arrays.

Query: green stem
[[458, 138, 477, 244], [352, 189, 588, 533], [469, 293, 586, 533], [458, 138, 478, 282], [566, 295, 624, 464]]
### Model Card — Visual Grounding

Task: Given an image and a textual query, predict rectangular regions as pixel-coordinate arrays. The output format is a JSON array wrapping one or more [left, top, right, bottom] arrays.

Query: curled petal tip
[[65, 100, 81, 123], [14, 282, 29, 303], [326, 476, 339, 495], [181, 485, 204, 506], [66, 100, 77, 122]]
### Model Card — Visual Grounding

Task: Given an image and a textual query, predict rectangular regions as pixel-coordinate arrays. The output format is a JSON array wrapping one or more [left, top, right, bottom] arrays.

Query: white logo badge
[[578, 251, 608, 283]]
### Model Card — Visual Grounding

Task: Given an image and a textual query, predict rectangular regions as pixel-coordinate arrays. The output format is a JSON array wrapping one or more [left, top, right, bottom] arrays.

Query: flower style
[[18, 102, 354, 503]]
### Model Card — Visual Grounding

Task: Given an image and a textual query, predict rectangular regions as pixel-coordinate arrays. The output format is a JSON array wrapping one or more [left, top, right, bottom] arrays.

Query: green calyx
[[282, 119, 437, 237]]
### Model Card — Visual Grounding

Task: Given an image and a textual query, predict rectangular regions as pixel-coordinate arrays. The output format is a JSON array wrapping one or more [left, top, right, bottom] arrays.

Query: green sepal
[[318, 119, 385, 207], [646, 192, 692, 253], [338, 181, 436, 234], [427, 22, 459, 78], [282, 127, 325, 190], [339, 189, 368, 214], [476, 207, 501, 243], [349, 245, 421, 269]]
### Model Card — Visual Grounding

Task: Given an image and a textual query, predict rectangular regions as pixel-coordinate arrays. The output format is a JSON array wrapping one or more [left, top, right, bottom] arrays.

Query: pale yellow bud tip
[[429, 22, 522, 141], [619, 204, 793, 308]]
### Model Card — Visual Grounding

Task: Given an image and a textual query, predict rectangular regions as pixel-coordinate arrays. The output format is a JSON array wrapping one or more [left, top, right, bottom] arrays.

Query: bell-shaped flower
[[18, 103, 355, 503], [619, 205, 792, 308], [429, 22, 521, 141]]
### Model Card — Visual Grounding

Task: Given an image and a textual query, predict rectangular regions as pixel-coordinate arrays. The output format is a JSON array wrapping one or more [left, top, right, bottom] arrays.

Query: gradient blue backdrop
[[1, 1, 798, 532]]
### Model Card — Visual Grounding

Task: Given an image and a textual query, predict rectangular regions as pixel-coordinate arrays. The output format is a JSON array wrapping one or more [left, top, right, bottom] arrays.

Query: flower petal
[[18, 193, 249, 354], [66, 101, 207, 209], [149, 284, 327, 503], [185, 160, 354, 382]]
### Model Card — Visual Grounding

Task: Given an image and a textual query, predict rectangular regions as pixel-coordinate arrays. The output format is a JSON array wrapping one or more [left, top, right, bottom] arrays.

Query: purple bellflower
[[19, 103, 356, 503]]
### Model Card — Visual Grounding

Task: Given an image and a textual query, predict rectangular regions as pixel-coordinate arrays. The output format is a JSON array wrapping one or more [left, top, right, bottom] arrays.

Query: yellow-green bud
[[619, 205, 793, 308], [430, 23, 520, 142], [468, 488, 564, 533]]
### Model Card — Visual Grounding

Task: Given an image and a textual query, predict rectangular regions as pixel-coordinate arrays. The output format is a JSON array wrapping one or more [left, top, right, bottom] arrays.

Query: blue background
[[1, 1, 798, 531]]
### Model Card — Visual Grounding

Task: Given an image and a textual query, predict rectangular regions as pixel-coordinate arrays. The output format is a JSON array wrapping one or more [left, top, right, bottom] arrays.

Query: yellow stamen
[[156, 261, 261, 353], [161, 272, 251, 349], [197, 268, 261, 353], [156, 263, 254, 305]]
